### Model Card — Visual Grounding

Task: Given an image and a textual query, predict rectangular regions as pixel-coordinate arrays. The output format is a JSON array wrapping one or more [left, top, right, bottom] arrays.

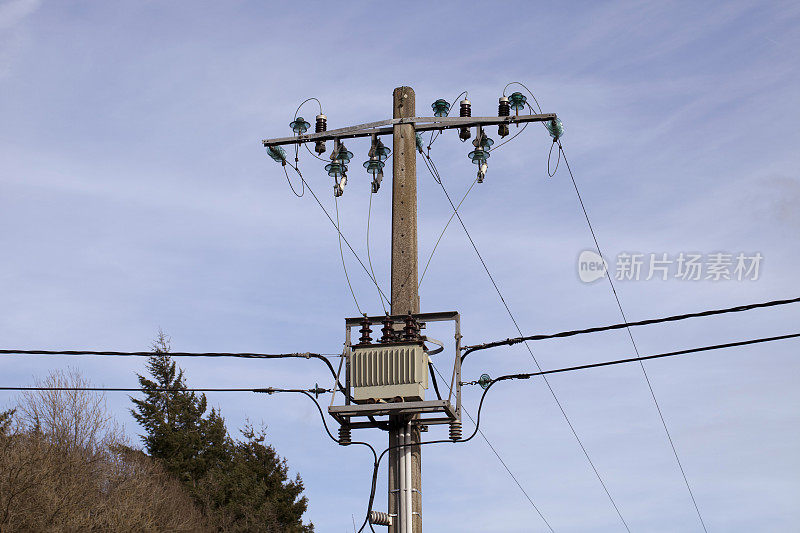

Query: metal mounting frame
[[262, 114, 557, 147], [328, 311, 462, 430]]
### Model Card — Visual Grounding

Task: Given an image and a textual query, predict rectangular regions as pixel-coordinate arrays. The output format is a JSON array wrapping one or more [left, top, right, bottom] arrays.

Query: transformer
[[350, 342, 428, 402]]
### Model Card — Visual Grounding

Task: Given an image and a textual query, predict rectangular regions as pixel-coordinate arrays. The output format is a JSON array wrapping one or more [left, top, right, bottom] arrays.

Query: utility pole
[[388, 86, 421, 533], [261, 86, 556, 532]]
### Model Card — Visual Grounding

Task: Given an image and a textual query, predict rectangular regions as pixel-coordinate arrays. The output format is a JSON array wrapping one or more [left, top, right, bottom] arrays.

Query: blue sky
[[1, 1, 799, 531]]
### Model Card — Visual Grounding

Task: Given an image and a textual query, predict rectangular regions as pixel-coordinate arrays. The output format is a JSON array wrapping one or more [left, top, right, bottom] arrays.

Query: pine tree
[[131, 331, 313, 531], [130, 330, 229, 484]]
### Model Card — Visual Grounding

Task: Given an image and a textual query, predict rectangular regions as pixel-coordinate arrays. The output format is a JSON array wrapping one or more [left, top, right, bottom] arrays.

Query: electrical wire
[[418, 176, 479, 288], [428, 90, 468, 149], [0, 386, 330, 393], [0, 349, 357, 403], [335, 194, 363, 315], [366, 192, 388, 314], [468, 332, 800, 384], [461, 295, 800, 360], [547, 141, 561, 177], [283, 164, 305, 197], [285, 163, 391, 308], [430, 364, 553, 531], [294, 97, 323, 120], [421, 150, 632, 532], [558, 140, 710, 531], [503, 82, 543, 113]]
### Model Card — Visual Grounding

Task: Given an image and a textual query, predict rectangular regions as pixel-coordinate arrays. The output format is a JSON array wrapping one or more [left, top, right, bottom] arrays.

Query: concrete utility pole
[[261, 86, 557, 532], [388, 86, 421, 533]]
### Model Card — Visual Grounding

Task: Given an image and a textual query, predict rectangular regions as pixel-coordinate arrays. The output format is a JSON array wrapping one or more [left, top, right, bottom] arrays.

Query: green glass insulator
[[375, 140, 391, 161], [508, 92, 527, 111], [431, 98, 451, 117], [545, 118, 564, 140], [290, 116, 311, 134], [334, 144, 353, 164], [266, 145, 286, 163], [325, 162, 346, 177], [415, 133, 424, 153], [363, 158, 385, 174], [478, 374, 492, 390], [480, 135, 495, 150], [468, 148, 490, 164]]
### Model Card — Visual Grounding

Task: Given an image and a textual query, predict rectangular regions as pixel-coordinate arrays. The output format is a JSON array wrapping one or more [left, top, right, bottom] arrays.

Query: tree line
[[0, 332, 314, 532]]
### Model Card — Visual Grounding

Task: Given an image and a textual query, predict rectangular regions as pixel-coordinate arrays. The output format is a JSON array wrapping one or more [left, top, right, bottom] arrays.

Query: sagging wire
[[503, 82, 543, 114], [253, 388, 380, 533], [422, 150, 632, 532], [547, 140, 561, 177], [366, 191, 388, 314], [294, 97, 324, 120], [430, 364, 553, 531], [281, 161, 391, 309], [335, 195, 363, 315]]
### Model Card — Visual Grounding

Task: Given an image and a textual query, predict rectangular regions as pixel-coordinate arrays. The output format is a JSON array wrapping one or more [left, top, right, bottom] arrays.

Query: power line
[[558, 139, 708, 532], [462, 295, 800, 359], [421, 151, 632, 532], [286, 163, 391, 308], [366, 191, 388, 314], [0, 386, 330, 393], [0, 349, 339, 358], [466, 332, 800, 385], [335, 194, 363, 314], [430, 364, 553, 532]]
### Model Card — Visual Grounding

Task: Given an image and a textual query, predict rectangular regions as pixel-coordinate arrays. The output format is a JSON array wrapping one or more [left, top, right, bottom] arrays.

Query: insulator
[[431, 98, 450, 117], [468, 147, 489, 165], [415, 133, 424, 154], [380, 316, 395, 343], [315, 114, 327, 155], [459, 99, 471, 141], [449, 420, 462, 441], [338, 425, 352, 446], [289, 116, 310, 134], [508, 91, 527, 114], [369, 511, 392, 526], [266, 145, 287, 165], [333, 142, 353, 164], [403, 314, 419, 341], [358, 317, 372, 345], [545, 117, 565, 141], [498, 96, 510, 138], [325, 161, 345, 178], [460, 99, 472, 117], [478, 373, 492, 390]]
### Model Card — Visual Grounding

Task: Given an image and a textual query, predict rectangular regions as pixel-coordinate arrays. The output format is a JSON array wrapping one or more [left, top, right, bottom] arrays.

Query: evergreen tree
[[130, 330, 229, 484], [131, 331, 313, 532]]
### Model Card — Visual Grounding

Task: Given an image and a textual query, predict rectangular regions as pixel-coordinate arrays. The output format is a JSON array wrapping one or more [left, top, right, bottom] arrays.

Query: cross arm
[[261, 113, 557, 147]]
